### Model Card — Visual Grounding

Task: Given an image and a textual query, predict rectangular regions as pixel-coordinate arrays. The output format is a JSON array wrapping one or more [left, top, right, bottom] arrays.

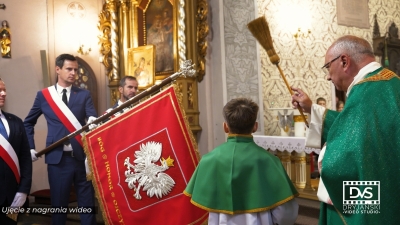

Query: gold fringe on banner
[[82, 82, 178, 225], [82, 83, 205, 224]]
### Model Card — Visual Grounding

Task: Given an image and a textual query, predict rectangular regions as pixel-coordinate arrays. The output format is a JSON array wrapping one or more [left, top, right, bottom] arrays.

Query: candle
[[293, 115, 307, 137]]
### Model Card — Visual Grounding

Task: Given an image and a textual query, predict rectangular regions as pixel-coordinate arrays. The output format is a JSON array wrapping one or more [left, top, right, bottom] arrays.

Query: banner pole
[[36, 60, 196, 157]]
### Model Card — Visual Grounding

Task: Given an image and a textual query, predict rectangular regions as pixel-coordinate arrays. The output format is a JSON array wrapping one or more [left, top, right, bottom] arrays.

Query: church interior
[[0, 0, 398, 224]]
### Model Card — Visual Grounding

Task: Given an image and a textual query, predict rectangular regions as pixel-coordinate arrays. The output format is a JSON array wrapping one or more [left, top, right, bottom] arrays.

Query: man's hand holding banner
[[83, 85, 207, 224]]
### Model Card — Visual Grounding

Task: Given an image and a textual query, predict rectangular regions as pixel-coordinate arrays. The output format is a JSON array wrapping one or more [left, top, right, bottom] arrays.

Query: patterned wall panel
[[222, 0, 262, 131], [223, 0, 399, 135]]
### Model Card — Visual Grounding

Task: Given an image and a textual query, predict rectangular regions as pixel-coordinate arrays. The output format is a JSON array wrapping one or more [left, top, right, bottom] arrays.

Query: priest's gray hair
[[330, 35, 375, 63]]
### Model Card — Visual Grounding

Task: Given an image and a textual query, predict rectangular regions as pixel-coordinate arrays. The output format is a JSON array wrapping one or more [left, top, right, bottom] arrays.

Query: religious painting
[[139, 0, 176, 78], [127, 45, 155, 89]]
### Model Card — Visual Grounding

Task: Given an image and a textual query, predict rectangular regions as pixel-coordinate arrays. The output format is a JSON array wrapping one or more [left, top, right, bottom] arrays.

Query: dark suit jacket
[[112, 102, 118, 109], [0, 111, 32, 206], [24, 85, 97, 163]]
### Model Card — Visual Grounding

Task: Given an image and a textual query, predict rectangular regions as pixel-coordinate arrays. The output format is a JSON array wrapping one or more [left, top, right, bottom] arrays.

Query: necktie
[[62, 89, 68, 105], [0, 118, 8, 139]]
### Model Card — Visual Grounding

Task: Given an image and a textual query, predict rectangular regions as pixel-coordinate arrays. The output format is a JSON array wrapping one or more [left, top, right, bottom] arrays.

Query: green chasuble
[[319, 68, 400, 225], [184, 135, 298, 214]]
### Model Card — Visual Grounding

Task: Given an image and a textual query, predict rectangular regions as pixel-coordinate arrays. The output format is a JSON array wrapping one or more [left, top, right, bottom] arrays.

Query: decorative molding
[[195, 0, 208, 82], [67, 2, 86, 19], [177, 0, 186, 64], [109, 1, 119, 82], [98, 4, 112, 80], [223, 1, 261, 131]]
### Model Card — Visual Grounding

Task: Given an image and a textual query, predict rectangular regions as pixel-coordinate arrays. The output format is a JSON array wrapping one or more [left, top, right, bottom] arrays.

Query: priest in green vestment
[[292, 35, 400, 225], [184, 98, 299, 225]]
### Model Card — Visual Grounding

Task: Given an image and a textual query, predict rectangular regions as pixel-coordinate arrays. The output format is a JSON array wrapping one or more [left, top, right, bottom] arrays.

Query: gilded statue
[[0, 20, 11, 58]]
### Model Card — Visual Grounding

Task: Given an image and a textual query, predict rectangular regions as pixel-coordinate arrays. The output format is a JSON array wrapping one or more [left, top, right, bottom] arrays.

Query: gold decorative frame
[[137, 0, 177, 78], [127, 45, 155, 89], [98, 0, 209, 135]]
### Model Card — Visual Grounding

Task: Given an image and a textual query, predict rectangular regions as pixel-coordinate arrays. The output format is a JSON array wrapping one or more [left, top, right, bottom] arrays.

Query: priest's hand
[[291, 86, 312, 114], [30, 149, 39, 162], [11, 192, 27, 208]]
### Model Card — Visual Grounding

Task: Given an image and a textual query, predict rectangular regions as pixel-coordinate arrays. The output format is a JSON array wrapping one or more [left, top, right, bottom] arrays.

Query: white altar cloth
[[254, 135, 320, 154]]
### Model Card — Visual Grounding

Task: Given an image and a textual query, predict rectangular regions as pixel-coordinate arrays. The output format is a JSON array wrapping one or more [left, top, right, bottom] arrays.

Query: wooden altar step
[[295, 197, 320, 225]]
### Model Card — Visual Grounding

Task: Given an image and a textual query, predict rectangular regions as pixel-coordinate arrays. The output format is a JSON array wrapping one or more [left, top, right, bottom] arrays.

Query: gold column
[[181, 0, 206, 135], [294, 151, 306, 189], [304, 153, 315, 191], [129, 1, 139, 48], [119, 0, 131, 78], [290, 151, 296, 183], [298, 152, 318, 200], [175, 77, 201, 133], [109, 1, 119, 83], [98, 0, 121, 105], [280, 150, 292, 179]]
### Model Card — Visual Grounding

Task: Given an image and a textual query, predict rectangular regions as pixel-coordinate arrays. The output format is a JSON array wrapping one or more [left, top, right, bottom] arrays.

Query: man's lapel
[[68, 86, 79, 107]]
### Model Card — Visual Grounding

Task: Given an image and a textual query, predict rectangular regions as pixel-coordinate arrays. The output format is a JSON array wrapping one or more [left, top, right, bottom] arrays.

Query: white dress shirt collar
[[56, 83, 72, 94]]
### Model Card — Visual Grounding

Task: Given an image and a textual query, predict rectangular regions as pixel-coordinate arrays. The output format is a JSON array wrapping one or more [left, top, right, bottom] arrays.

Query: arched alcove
[[75, 56, 98, 112]]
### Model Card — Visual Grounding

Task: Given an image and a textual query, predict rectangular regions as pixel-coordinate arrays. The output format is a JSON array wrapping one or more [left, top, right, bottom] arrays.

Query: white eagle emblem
[[124, 141, 175, 200]]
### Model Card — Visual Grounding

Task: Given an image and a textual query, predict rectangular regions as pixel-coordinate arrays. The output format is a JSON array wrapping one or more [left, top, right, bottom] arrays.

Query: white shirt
[[208, 199, 298, 225], [0, 110, 10, 136], [56, 83, 72, 102], [56, 84, 73, 151]]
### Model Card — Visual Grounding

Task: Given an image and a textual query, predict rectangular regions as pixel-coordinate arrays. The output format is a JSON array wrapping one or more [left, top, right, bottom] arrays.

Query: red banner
[[83, 86, 207, 225]]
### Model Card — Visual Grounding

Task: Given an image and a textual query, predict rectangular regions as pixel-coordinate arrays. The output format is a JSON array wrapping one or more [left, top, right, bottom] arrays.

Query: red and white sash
[[0, 134, 20, 183], [42, 86, 83, 145]]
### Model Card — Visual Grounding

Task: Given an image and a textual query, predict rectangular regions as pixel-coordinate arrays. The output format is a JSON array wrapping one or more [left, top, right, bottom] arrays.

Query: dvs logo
[[342, 181, 380, 214]]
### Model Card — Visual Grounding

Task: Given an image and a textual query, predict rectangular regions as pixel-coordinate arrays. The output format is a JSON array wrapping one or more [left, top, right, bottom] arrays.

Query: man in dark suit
[[113, 75, 138, 108], [24, 54, 97, 225], [0, 78, 32, 225], [100, 76, 138, 119]]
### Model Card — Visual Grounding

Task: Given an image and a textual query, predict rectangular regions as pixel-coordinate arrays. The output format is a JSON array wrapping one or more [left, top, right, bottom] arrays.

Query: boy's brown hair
[[222, 98, 259, 134]]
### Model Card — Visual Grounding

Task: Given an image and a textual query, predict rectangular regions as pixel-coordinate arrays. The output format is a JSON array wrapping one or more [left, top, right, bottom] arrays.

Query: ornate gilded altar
[[97, 0, 208, 135]]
